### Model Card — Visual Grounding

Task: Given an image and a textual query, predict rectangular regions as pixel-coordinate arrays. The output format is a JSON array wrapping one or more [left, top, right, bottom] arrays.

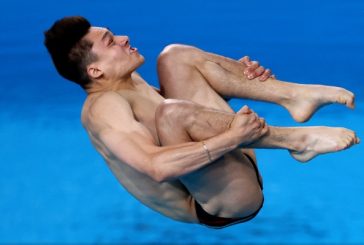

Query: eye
[[108, 38, 115, 46]]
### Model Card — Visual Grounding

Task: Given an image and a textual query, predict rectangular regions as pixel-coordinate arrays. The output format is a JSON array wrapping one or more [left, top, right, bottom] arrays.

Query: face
[[84, 27, 145, 81]]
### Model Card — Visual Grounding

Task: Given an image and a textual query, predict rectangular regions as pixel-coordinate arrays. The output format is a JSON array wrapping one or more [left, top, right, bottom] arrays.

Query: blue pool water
[[0, 0, 363, 243]]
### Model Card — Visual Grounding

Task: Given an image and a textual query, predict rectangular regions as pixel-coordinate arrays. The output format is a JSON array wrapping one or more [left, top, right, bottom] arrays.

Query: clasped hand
[[229, 105, 269, 145]]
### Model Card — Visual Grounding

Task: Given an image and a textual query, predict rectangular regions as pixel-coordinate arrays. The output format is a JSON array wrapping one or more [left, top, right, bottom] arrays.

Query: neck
[[86, 73, 138, 94]]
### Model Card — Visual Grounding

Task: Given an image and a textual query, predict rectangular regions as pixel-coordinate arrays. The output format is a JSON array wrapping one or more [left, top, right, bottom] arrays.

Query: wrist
[[221, 130, 240, 150], [202, 141, 213, 163]]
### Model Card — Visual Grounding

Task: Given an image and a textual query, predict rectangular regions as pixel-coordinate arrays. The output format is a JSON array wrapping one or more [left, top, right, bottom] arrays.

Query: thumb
[[239, 56, 250, 65], [237, 105, 251, 114]]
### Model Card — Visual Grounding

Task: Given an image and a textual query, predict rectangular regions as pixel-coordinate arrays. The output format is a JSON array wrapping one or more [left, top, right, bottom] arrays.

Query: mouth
[[129, 46, 138, 54], [126, 40, 138, 54], [124, 39, 138, 54]]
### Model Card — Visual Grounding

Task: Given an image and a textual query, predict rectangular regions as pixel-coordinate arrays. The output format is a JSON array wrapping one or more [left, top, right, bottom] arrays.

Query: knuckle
[[250, 61, 258, 67]]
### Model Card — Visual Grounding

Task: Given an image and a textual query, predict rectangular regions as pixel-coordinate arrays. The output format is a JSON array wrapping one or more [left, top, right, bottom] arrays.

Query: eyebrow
[[101, 27, 113, 41]]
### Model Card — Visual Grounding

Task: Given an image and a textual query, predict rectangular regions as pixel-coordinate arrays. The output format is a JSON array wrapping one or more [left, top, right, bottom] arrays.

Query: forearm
[[151, 130, 238, 182]]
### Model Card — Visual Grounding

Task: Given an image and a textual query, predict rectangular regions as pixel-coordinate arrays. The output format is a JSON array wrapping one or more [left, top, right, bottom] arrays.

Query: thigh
[[181, 148, 263, 218], [155, 99, 262, 217], [157, 45, 234, 113]]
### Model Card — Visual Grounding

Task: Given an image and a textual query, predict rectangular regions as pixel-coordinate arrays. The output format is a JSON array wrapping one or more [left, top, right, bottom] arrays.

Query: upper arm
[[86, 92, 158, 176]]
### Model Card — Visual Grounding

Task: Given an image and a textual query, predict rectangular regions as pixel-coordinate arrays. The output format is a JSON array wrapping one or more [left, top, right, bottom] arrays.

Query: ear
[[87, 63, 103, 79]]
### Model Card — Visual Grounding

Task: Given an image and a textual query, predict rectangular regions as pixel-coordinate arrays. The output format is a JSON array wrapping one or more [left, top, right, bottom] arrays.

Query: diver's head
[[44, 16, 144, 91]]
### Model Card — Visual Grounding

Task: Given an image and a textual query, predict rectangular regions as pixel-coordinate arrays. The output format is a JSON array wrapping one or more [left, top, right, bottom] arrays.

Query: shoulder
[[81, 91, 134, 132]]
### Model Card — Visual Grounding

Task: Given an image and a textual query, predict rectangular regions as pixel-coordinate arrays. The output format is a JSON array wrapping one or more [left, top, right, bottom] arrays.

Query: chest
[[133, 95, 161, 121], [120, 85, 165, 141]]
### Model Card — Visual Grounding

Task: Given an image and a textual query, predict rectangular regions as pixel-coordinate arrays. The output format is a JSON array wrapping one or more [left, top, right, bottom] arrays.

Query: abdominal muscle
[[102, 155, 200, 222], [180, 148, 262, 218]]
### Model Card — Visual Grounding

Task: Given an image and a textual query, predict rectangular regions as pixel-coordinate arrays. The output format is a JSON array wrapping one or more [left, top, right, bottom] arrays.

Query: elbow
[[151, 165, 170, 183], [153, 171, 168, 183], [149, 157, 175, 183]]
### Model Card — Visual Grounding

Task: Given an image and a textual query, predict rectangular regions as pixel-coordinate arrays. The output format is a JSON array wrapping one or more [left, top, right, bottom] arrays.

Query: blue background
[[0, 0, 363, 243]]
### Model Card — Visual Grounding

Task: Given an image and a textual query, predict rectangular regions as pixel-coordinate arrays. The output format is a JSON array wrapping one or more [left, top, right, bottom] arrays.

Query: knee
[[155, 99, 195, 127], [157, 44, 202, 68], [155, 99, 179, 123]]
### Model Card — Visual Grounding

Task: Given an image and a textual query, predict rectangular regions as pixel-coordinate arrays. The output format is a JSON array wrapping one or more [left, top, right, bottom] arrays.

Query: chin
[[136, 55, 145, 67], [138, 54, 145, 64], [127, 56, 145, 74]]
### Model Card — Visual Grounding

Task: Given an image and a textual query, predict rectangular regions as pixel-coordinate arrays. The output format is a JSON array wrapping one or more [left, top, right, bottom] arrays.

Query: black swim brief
[[194, 153, 264, 229]]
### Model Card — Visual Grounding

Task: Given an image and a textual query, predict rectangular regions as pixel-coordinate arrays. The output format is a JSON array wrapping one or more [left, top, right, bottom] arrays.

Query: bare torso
[[81, 75, 198, 222], [82, 73, 261, 220]]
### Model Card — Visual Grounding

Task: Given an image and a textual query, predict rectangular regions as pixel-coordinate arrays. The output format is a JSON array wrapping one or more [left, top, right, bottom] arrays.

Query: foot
[[289, 127, 360, 162], [282, 84, 355, 122]]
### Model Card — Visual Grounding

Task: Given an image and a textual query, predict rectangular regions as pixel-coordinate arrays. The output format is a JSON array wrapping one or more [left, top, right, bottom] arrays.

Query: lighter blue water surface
[[0, 0, 363, 243]]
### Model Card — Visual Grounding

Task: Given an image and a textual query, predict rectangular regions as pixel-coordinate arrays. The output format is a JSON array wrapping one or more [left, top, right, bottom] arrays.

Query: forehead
[[83, 26, 109, 41]]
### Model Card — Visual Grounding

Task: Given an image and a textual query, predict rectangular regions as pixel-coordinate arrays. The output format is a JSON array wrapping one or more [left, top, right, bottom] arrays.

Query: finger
[[258, 118, 266, 129], [237, 105, 251, 114], [247, 113, 257, 123], [259, 117, 266, 127], [256, 119, 261, 128], [239, 56, 250, 65], [244, 61, 259, 77], [252, 119, 261, 129], [238, 56, 249, 63], [247, 108, 256, 115], [254, 66, 265, 77], [270, 74, 276, 79], [253, 112, 259, 121], [247, 61, 259, 69], [259, 69, 272, 81], [257, 117, 263, 127], [261, 123, 269, 135], [261, 117, 269, 131]]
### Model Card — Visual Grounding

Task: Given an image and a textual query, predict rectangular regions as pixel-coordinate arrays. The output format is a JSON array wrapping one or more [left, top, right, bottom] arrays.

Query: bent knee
[[155, 99, 196, 127], [155, 99, 186, 119], [158, 44, 203, 67]]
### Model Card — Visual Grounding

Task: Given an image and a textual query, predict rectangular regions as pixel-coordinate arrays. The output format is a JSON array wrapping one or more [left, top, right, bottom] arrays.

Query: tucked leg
[[155, 100, 264, 219], [157, 43, 257, 162], [157, 44, 355, 122], [155, 99, 359, 218]]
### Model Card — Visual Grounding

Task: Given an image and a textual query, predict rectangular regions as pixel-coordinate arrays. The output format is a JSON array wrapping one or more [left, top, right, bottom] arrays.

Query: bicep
[[99, 127, 158, 175], [87, 93, 159, 175]]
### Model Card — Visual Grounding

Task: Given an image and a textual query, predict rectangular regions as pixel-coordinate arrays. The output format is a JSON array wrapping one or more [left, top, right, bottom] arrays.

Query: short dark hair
[[44, 16, 97, 89]]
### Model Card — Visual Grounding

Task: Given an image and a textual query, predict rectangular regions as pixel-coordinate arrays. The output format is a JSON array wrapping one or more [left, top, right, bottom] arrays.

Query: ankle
[[269, 80, 298, 106], [289, 130, 309, 153]]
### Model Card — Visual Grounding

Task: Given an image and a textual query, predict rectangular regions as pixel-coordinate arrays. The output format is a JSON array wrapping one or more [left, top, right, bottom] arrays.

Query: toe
[[344, 138, 352, 148], [346, 92, 355, 108]]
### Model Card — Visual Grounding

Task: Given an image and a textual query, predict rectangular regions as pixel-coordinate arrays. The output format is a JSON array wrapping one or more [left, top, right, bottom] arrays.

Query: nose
[[119, 36, 129, 46]]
